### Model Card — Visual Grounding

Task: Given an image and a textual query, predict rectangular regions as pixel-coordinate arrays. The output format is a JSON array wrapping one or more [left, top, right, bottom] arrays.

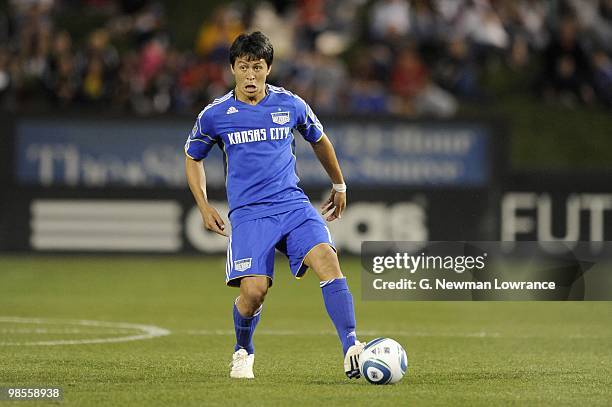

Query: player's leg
[[233, 276, 268, 353], [226, 218, 278, 379], [282, 206, 364, 378], [303, 243, 356, 353], [229, 276, 267, 379], [303, 243, 364, 378]]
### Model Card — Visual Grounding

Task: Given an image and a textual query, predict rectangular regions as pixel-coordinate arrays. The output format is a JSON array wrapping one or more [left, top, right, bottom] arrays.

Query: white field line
[[0, 328, 137, 334], [183, 329, 503, 338], [0, 317, 170, 346], [1, 318, 607, 345], [182, 329, 611, 339]]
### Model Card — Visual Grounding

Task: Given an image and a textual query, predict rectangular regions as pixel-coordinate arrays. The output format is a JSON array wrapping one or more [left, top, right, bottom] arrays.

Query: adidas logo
[[226, 106, 239, 115]]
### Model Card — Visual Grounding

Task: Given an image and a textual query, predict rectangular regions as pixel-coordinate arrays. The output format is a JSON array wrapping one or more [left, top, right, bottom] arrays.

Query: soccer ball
[[359, 337, 408, 385]]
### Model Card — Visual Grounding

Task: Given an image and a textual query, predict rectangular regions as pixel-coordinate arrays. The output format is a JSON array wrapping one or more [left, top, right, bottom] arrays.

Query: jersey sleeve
[[184, 110, 218, 160], [294, 96, 324, 143]]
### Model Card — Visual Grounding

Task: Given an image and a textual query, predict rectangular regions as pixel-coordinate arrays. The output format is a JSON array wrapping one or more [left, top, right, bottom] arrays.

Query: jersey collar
[[232, 85, 270, 106]]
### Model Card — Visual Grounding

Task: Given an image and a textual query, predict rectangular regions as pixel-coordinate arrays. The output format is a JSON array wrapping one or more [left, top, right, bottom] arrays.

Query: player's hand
[[321, 189, 346, 222], [199, 204, 228, 237]]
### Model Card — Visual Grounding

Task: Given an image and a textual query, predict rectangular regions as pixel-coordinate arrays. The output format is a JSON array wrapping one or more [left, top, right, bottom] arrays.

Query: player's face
[[231, 57, 271, 100]]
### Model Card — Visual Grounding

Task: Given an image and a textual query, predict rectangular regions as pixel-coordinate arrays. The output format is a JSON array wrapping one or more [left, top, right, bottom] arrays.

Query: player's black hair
[[229, 31, 274, 67]]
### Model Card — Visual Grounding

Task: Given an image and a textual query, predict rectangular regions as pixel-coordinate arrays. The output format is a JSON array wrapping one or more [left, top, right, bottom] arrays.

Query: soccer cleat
[[343, 340, 365, 379], [229, 349, 255, 379]]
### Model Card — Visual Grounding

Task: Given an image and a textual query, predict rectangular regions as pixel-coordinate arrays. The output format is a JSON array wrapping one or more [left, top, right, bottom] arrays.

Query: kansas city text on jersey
[[226, 127, 292, 145]]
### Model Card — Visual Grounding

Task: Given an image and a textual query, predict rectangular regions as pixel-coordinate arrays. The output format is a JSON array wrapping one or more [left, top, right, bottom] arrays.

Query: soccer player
[[184, 32, 364, 379]]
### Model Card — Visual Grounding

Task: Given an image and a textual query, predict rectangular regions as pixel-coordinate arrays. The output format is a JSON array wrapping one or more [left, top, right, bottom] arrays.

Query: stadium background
[[0, 1, 611, 406]]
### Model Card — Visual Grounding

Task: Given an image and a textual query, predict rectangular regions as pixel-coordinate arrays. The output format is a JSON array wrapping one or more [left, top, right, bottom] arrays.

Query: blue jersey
[[185, 84, 325, 227]]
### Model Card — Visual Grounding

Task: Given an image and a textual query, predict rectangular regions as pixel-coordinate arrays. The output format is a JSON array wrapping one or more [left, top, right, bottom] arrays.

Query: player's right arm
[[184, 111, 228, 237], [185, 158, 227, 236]]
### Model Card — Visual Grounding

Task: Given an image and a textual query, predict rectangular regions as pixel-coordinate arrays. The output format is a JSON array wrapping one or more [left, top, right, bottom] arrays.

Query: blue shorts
[[225, 205, 335, 287]]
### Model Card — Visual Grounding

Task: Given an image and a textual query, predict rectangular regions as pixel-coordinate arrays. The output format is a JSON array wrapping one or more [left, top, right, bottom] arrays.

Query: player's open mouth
[[245, 85, 256, 92]]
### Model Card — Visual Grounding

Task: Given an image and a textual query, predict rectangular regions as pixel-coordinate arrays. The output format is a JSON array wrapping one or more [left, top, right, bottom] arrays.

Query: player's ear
[[266, 64, 272, 75], [230, 64, 235, 74]]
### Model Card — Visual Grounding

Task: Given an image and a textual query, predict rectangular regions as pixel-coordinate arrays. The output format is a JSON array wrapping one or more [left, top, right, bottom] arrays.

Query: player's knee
[[308, 244, 343, 280], [246, 285, 267, 304], [241, 280, 268, 312]]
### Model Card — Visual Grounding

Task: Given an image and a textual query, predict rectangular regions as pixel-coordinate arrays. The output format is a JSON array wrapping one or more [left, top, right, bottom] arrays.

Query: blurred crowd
[[0, 0, 611, 116]]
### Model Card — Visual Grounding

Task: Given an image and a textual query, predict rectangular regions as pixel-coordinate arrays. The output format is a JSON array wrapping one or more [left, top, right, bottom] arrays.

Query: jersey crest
[[271, 111, 291, 125]]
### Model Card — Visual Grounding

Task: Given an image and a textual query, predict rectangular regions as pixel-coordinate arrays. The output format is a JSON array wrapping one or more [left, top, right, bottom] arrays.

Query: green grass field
[[0, 256, 611, 406]]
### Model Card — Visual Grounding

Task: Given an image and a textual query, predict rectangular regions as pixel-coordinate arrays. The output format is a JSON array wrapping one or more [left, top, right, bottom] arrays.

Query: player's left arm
[[311, 134, 346, 222]]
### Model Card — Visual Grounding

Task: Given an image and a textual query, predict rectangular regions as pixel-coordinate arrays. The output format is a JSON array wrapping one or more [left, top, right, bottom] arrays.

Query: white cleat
[[344, 340, 365, 379], [229, 349, 255, 379]]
